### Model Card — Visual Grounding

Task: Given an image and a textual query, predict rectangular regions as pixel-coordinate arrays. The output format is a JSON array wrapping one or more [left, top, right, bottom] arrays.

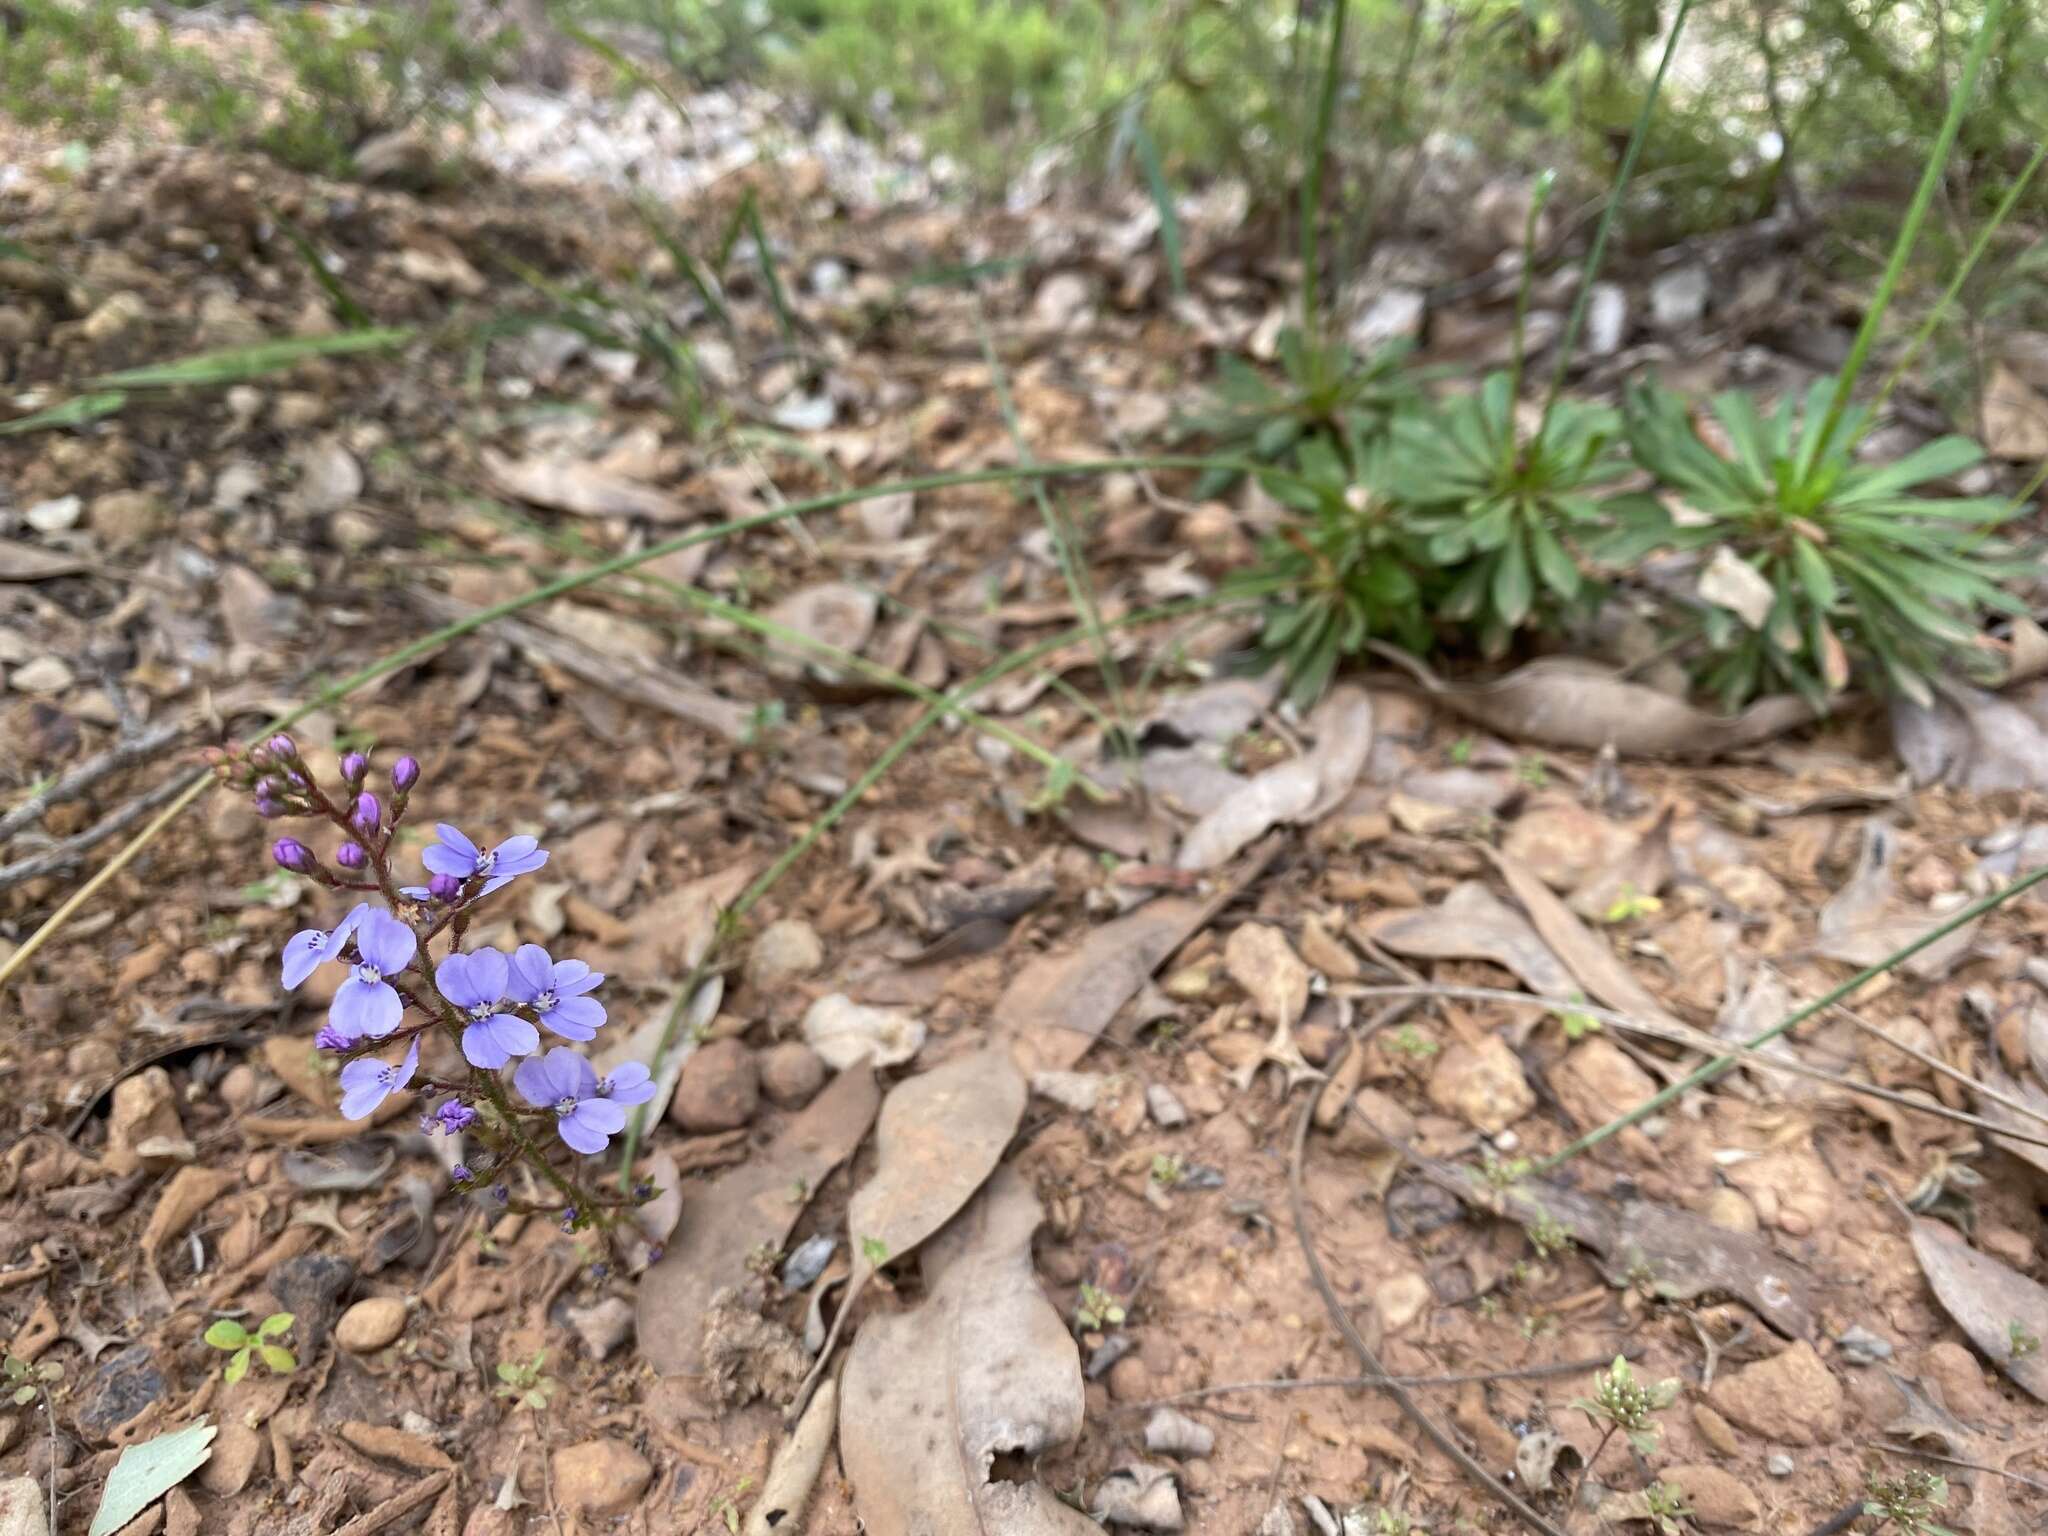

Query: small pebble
[[1767, 1453, 1794, 1477], [781, 1234, 837, 1291], [670, 1039, 760, 1132], [1142, 1407, 1215, 1458], [1146, 1084, 1188, 1129], [334, 1296, 407, 1353], [565, 1297, 634, 1361], [757, 1042, 825, 1110], [1836, 1325, 1894, 1365]]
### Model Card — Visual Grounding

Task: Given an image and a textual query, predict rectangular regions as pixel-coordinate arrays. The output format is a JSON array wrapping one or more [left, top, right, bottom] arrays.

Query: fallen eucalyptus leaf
[[744, 1377, 839, 1536], [997, 898, 1209, 1075], [88, 1419, 217, 1536], [481, 447, 690, 522], [1817, 821, 1979, 980], [1175, 687, 1372, 870], [1906, 1211, 2048, 1402], [1359, 882, 1577, 999]]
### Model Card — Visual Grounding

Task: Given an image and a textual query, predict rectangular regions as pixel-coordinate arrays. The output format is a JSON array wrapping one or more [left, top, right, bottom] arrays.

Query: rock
[[1091, 1463, 1183, 1531], [1709, 1341, 1841, 1446], [1225, 923, 1311, 1026], [0, 1476, 48, 1536], [566, 1297, 635, 1360], [802, 993, 925, 1069], [1701, 1188, 1758, 1234], [196, 290, 265, 349], [268, 1252, 355, 1357], [1143, 1408, 1215, 1459], [89, 490, 167, 552], [781, 1234, 837, 1291], [758, 1042, 827, 1109], [75, 1345, 164, 1438], [551, 1439, 652, 1515], [1426, 1035, 1535, 1133], [670, 1039, 759, 1132], [272, 392, 326, 431], [1105, 1355, 1151, 1403], [1658, 1464, 1760, 1529], [328, 509, 379, 553], [353, 128, 436, 186], [199, 1417, 264, 1495], [1502, 800, 1626, 890], [1348, 286, 1425, 349], [1585, 282, 1628, 356], [212, 462, 264, 511], [1691, 1403, 1740, 1456], [294, 438, 362, 516], [1921, 1339, 1999, 1422], [105, 1068, 182, 1174], [1836, 1325, 1893, 1365], [1547, 1039, 1656, 1143], [1650, 264, 1711, 331], [1030, 1070, 1103, 1113], [9, 656, 73, 696], [1031, 271, 1095, 332], [80, 290, 147, 343], [746, 919, 823, 991], [1146, 1083, 1189, 1128], [25, 495, 81, 532], [334, 1297, 406, 1353], [1767, 1453, 1794, 1476], [1373, 1271, 1432, 1333]]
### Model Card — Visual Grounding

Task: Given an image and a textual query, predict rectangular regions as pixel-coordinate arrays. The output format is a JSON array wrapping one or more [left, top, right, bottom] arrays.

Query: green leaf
[[0, 391, 128, 436], [88, 1420, 218, 1536], [1834, 436, 1985, 503], [257, 1345, 296, 1374], [257, 1313, 295, 1339], [1130, 116, 1187, 303], [223, 1349, 250, 1385], [203, 1319, 250, 1350], [1790, 537, 1837, 610], [1492, 535, 1534, 626], [1529, 522, 1582, 598], [87, 328, 413, 390]]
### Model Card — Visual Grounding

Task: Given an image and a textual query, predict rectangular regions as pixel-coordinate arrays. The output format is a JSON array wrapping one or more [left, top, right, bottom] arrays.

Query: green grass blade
[[0, 391, 127, 436], [275, 215, 373, 330], [88, 328, 414, 390], [743, 195, 799, 348], [1132, 117, 1187, 302], [632, 194, 731, 331]]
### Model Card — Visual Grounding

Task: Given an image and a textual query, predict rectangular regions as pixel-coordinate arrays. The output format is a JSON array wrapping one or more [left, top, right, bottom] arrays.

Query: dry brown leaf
[[1566, 807, 1674, 921], [744, 1377, 839, 1536], [481, 447, 692, 522], [636, 1065, 880, 1377], [1906, 1211, 2048, 1402], [0, 536, 88, 581], [1492, 849, 1688, 1035], [1359, 881, 1577, 999], [1974, 1057, 2048, 1179], [1816, 821, 1979, 980], [1175, 686, 1372, 870], [839, 1166, 1101, 1536], [997, 897, 1208, 1075], [1892, 681, 2048, 792], [761, 582, 880, 681], [1387, 654, 1816, 758]]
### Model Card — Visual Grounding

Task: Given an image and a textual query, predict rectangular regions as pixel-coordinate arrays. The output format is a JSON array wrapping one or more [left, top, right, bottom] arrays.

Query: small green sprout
[[1557, 1000, 1603, 1039], [1149, 1153, 1185, 1188], [204, 1313, 297, 1384], [1642, 1481, 1693, 1535], [711, 1476, 754, 1533], [2009, 1321, 2040, 1360], [494, 1349, 556, 1412], [4, 1353, 61, 1406], [1516, 756, 1549, 788], [745, 1242, 781, 1276], [1602, 885, 1664, 923], [1571, 1355, 1679, 1458], [1074, 1282, 1126, 1332], [1863, 1468, 1955, 1535], [1385, 1024, 1438, 1060], [860, 1235, 890, 1268], [1526, 1211, 1571, 1259], [1447, 735, 1475, 766], [1479, 1150, 1533, 1189]]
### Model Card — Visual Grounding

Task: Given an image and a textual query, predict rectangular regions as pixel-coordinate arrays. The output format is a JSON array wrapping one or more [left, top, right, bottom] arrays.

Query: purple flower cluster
[[250, 743, 643, 1164]]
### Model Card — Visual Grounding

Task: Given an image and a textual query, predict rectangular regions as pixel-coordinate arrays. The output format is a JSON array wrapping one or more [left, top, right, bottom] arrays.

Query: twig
[[1800, 1500, 1868, 1536], [1289, 1044, 1570, 1536], [330, 1469, 453, 1536], [0, 720, 185, 843], [1128, 1353, 1636, 1410], [1820, 988, 2048, 1132], [0, 767, 203, 889], [1862, 1440, 2048, 1493]]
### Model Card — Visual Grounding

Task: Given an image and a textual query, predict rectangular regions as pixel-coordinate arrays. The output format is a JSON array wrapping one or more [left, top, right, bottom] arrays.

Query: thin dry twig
[[1862, 1440, 2048, 1492], [1127, 1351, 1637, 1411], [330, 1470, 454, 1536], [0, 719, 184, 843], [1288, 1043, 1570, 1536], [0, 767, 203, 890]]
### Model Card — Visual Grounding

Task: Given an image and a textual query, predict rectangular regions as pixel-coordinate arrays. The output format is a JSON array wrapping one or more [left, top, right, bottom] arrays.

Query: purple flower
[[273, 837, 312, 871], [450, 1163, 473, 1182], [428, 873, 463, 903], [513, 1047, 626, 1155], [438, 949, 538, 1068], [431, 1099, 478, 1135], [421, 823, 548, 896], [338, 1036, 418, 1120], [267, 734, 297, 760], [340, 751, 368, 784], [314, 1026, 349, 1051], [507, 944, 607, 1041], [330, 909, 417, 1040], [597, 1061, 656, 1108], [392, 755, 420, 792], [336, 841, 367, 870], [255, 795, 283, 819], [281, 903, 366, 990], [352, 792, 382, 835]]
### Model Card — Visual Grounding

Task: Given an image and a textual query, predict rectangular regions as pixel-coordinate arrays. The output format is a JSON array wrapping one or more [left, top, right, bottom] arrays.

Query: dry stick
[[1818, 986, 2048, 1133], [1289, 1044, 1571, 1536], [0, 719, 185, 842], [1338, 981, 2048, 1149], [1537, 861, 2048, 1171], [1862, 1440, 2048, 1493], [0, 768, 205, 890], [1130, 1352, 1637, 1411]]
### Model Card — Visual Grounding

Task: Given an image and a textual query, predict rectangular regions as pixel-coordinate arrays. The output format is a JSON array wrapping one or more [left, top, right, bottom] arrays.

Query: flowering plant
[[209, 736, 657, 1237]]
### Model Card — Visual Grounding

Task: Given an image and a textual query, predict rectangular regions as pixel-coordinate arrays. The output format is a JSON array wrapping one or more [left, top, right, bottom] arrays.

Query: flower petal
[[420, 845, 473, 878], [435, 822, 481, 863], [337, 1059, 392, 1120], [392, 1036, 420, 1092], [435, 953, 482, 1009], [600, 1061, 656, 1106], [573, 1097, 627, 1135], [513, 1054, 556, 1106], [540, 995, 604, 1041], [506, 944, 554, 1003], [462, 1017, 514, 1070], [280, 929, 328, 990], [464, 948, 510, 1004], [553, 961, 601, 996], [555, 1107, 610, 1155], [331, 976, 401, 1040], [355, 910, 417, 973]]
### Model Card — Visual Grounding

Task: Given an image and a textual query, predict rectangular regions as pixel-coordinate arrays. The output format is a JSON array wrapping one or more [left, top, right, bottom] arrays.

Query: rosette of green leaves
[[1240, 434, 1435, 705], [1387, 372, 1645, 656], [1621, 377, 2029, 710]]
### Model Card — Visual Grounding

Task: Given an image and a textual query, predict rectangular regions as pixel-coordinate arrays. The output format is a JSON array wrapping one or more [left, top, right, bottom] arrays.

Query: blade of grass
[[1131, 117, 1188, 303], [632, 194, 732, 331], [743, 193, 799, 348], [1299, 0, 1350, 340], [87, 328, 414, 390], [1538, 860, 2048, 1170], [1536, 0, 1697, 437], [1809, 0, 2010, 462], [0, 392, 127, 437], [275, 214, 373, 330], [611, 587, 1255, 1181], [0, 451, 1304, 993]]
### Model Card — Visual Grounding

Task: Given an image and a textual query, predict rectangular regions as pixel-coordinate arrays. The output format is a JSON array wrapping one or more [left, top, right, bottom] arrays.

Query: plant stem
[[1809, 0, 2010, 462], [1507, 169, 1559, 460], [1300, 0, 1350, 341], [1572, 1422, 1618, 1509], [1540, 860, 2048, 1171], [1537, 0, 1697, 437]]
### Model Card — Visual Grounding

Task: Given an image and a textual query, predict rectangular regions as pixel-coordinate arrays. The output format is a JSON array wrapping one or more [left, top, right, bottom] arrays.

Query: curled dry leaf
[[743, 1377, 839, 1536], [1906, 1211, 2048, 1402], [1491, 849, 1689, 1041], [1175, 686, 1372, 870], [1359, 882, 1577, 999], [761, 581, 880, 681], [1891, 681, 2048, 793], [481, 447, 691, 522], [1567, 807, 1674, 922], [1816, 820, 1980, 980], [1380, 652, 1817, 758], [839, 1165, 1102, 1536], [998, 898, 1209, 1075], [636, 1065, 880, 1377]]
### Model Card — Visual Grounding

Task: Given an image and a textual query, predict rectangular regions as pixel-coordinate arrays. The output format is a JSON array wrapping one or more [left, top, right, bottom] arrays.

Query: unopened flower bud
[[352, 793, 382, 834], [428, 872, 463, 903], [254, 795, 284, 819], [391, 755, 420, 792], [339, 751, 368, 784], [314, 1026, 349, 1051], [335, 841, 367, 869], [267, 734, 297, 760], [273, 837, 312, 871], [451, 1163, 473, 1183]]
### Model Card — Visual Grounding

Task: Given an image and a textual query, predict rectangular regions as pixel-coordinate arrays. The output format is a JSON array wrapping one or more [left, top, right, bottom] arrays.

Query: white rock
[[1650, 264, 1711, 331], [24, 495, 80, 532], [0, 1475, 48, 1536], [802, 994, 925, 1070], [1348, 286, 1425, 350], [1585, 282, 1628, 356], [1030, 1070, 1104, 1113], [9, 656, 74, 695]]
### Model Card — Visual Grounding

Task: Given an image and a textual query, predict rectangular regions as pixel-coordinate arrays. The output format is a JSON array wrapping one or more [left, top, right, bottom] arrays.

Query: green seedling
[[1149, 1153, 1186, 1188], [494, 1349, 556, 1412], [4, 1353, 61, 1406], [1603, 885, 1663, 923], [1642, 1481, 1694, 1535], [1074, 1282, 1126, 1332], [203, 1313, 296, 1385], [1862, 1468, 1955, 1535], [1385, 1024, 1438, 1060], [1572, 1354, 1680, 1461]]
